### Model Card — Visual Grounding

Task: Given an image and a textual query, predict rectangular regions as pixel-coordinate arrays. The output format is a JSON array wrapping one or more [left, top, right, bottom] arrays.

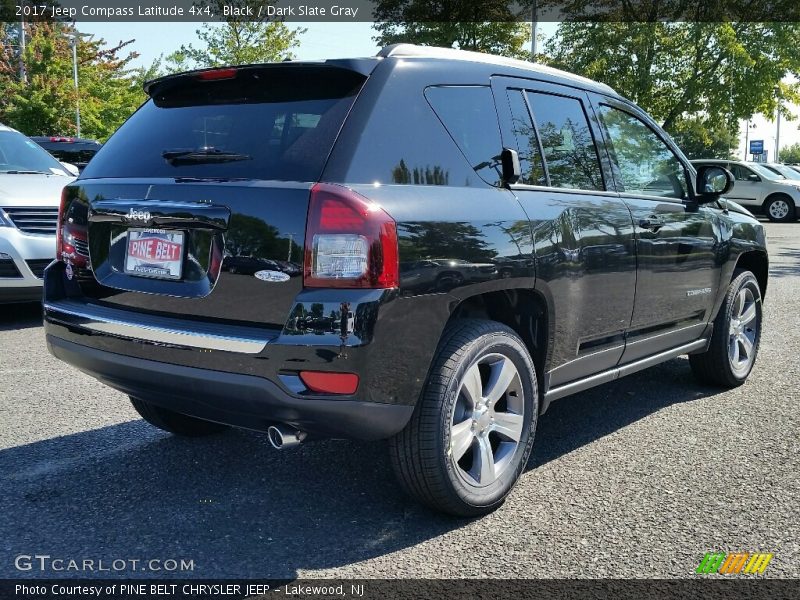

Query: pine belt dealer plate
[[124, 228, 185, 280]]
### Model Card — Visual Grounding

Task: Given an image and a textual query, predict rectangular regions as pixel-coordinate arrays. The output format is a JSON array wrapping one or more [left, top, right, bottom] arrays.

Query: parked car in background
[[692, 159, 800, 222], [222, 255, 283, 275], [44, 46, 767, 516], [401, 258, 497, 293], [0, 124, 75, 303], [761, 162, 800, 182], [31, 136, 102, 173]]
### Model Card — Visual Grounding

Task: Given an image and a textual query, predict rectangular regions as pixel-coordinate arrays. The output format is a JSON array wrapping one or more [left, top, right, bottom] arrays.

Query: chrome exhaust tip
[[267, 425, 307, 450]]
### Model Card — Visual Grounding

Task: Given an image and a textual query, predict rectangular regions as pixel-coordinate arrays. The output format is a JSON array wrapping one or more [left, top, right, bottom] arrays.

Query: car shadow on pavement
[[0, 302, 42, 331], [1, 357, 724, 580], [768, 247, 800, 279], [529, 356, 727, 469]]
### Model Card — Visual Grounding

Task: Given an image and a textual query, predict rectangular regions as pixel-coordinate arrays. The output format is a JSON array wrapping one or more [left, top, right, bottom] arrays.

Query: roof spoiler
[[143, 58, 381, 97]]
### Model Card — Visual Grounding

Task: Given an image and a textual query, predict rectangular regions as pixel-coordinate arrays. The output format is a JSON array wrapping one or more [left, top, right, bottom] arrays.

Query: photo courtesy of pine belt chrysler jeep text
[[44, 45, 768, 516]]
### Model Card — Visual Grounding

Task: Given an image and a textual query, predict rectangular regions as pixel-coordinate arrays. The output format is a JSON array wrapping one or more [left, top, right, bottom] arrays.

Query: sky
[[78, 21, 798, 159]]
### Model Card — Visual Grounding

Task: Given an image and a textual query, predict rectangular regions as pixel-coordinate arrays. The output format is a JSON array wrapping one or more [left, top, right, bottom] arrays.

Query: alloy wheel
[[728, 287, 759, 377], [449, 353, 525, 487], [768, 199, 790, 220]]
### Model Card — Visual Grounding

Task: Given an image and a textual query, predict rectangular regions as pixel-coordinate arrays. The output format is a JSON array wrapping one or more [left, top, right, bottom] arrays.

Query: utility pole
[[66, 34, 80, 137], [286, 233, 297, 262], [530, 0, 538, 61], [776, 102, 781, 162], [18, 18, 26, 83]]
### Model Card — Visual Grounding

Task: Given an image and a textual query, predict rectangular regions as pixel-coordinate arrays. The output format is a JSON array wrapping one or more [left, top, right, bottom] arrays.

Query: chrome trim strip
[[544, 338, 708, 405], [44, 300, 269, 354]]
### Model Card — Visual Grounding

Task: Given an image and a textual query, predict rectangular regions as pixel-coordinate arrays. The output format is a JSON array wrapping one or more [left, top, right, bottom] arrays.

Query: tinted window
[[506, 90, 546, 186], [729, 164, 756, 181], [426, 86, 503, 186], [0, 131, 66, 174], [83, 67, 366, 181], [598, 105, 687, 199], [527, 92, 604, 191]]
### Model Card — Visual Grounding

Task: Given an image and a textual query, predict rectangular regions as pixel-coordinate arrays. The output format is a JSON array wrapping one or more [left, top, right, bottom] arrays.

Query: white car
[[0, 124, 76, 303], [692, 159, 800, 222]]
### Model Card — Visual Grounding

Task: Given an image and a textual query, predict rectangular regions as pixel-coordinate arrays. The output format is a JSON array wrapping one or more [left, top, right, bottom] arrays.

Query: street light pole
[[18, 18, 26, 83], [744, 121, 755, 161], [776, 102, 781, 162], [68, 36, 80, 138], [530, 0, 538, 61]]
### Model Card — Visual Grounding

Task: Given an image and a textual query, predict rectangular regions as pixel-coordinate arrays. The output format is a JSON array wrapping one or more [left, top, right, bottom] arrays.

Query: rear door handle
[[639, 216, 665, 231]]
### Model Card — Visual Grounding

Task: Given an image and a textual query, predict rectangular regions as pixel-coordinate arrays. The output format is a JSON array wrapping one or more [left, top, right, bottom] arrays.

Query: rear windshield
[[82, 66, 366, 181]]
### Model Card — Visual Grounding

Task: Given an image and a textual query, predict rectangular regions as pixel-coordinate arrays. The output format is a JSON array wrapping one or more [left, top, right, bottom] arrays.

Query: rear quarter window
[[425, 86, 503, 186], [82, 66, 366, 182]]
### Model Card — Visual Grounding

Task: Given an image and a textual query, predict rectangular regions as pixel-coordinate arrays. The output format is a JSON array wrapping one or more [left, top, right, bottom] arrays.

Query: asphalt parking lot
[[1, 220, 798, 580]]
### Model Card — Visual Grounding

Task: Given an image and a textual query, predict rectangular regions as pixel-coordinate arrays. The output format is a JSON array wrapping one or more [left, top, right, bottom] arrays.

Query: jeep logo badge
[[126, 208, 151, 222], [254, 270, 290, 283]]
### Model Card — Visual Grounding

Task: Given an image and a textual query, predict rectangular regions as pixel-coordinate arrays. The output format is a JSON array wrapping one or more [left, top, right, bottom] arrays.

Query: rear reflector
[[196, 68, 237, 81], [299, 371, 359, 395]]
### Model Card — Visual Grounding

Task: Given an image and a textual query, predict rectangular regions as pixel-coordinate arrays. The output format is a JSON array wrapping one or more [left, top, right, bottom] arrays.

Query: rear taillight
[[303, 183, 399, 289], [56, 188, 71, 261]]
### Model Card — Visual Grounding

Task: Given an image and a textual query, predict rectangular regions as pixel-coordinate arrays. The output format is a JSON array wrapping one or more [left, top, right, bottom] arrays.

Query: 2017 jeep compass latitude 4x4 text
[[44, 45, 768, 516]]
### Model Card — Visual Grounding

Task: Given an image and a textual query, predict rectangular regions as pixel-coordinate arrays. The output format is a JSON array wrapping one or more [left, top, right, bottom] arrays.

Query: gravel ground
[[1, 221, 798, 580]]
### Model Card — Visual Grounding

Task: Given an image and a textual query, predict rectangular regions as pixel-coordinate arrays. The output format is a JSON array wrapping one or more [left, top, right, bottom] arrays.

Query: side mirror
[[500, 148, 521, 185], [695, 165, 733, 203], [60, 161, 80, 177], [748, 173, 760, 182]]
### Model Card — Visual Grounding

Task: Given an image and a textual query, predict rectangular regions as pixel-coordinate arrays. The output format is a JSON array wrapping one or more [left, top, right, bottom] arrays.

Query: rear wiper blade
[[162, 147, 251, 165], [2, 170, 51, 174]]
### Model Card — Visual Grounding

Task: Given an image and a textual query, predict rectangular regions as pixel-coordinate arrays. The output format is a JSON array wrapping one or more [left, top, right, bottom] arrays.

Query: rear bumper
[[46, 334, 413, 440]]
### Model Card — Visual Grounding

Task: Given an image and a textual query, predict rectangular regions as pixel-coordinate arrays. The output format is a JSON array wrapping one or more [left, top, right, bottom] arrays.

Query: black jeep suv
[[44, 45, 768, 516]]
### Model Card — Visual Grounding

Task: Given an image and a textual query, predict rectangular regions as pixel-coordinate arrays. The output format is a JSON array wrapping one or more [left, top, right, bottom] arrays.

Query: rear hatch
[[61, 63, 370, 330]]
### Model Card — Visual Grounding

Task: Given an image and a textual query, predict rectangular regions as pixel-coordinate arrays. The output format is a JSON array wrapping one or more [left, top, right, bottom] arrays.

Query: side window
[[731, 165, 756, 182], [505, 89, 546, 186], [598, 105, 688, 199], [526, 92, 605, 191], [425, 86, 503, 186]]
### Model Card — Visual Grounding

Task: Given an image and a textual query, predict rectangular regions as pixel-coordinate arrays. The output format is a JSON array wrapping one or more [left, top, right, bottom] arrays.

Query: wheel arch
[[762, 191, 796, 211], [734, 250, 768, 299], [445, 288, 551, 402]]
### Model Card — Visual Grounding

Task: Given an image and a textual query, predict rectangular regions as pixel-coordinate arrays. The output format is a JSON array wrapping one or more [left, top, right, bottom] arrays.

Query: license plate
[[124, 228, 185, 280]]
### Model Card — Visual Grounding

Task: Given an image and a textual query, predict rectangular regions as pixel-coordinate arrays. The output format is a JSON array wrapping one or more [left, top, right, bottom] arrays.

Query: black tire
[[130, 397, 229, 437], [689, 271, 762, 387], [389, 319, 538, 517], [763, 194, 796, 223]]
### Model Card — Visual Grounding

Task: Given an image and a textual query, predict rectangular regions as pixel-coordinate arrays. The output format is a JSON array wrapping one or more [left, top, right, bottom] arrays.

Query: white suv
[[0, 125, 75, 303], [692, 159, 800, 222]]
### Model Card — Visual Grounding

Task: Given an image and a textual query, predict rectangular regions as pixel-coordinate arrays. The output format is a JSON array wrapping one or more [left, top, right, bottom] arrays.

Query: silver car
[[0, 124, 75, 303], [692, 158, 800, 222]]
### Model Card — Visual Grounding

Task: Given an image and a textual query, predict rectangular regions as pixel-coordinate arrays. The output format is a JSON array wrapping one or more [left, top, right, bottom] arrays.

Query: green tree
[[0, 22, 142, 141], [166, 0, 305, 69], [544, 17, 800, 154], [668, 116, 739, 160], [779, 143, 800, 163], [373, 1, 531, 59]]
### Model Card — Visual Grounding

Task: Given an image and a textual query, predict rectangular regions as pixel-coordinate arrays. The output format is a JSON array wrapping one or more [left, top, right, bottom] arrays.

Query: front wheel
[[389, 319, 538, 517], [764, 194, 795, 223], [689, 271, 762, 387]]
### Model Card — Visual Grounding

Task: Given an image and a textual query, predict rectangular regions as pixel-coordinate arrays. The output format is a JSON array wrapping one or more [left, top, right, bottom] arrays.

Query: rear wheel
[[689, 271, 762, 387], [764, 194, 795, 222], [130, 397, 229, 436], [389, 319, 537, 517]]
